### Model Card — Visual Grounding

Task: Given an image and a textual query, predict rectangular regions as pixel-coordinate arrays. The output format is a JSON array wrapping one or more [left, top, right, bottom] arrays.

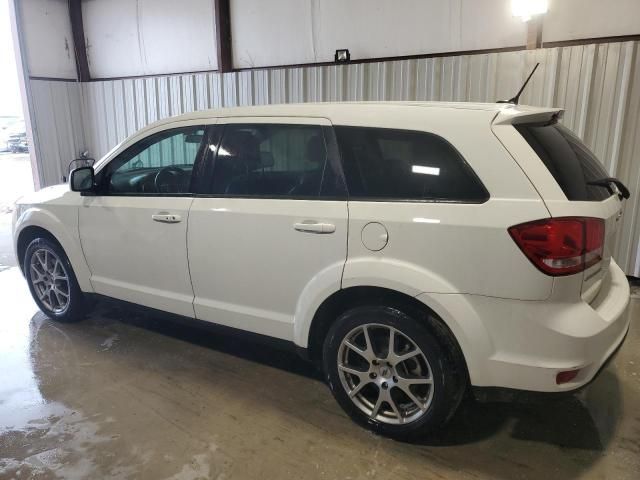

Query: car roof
[[144, 101, 562, 129], [93, 101, 562, 170]]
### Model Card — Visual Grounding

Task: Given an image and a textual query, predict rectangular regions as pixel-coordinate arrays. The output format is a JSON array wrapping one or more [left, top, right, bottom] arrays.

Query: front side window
[[334, 126, 488, 202], [208, 124, 333, 197], [102, 126, 205, 194]]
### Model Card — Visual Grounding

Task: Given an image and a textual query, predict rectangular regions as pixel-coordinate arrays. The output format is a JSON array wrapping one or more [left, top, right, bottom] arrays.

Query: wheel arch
[[17, 226, 62, 273], [15, 215, 93, 293], [305, 286, 469, 383]]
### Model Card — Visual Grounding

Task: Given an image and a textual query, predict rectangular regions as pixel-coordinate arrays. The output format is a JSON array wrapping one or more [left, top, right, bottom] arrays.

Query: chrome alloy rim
[[337, 323, 435, 425], [29, 248, 70, 314]]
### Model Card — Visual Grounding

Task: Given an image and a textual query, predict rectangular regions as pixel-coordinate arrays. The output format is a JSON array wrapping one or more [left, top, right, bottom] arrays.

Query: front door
[[79, 124, 209, 317], [188, 118, 348, 340]]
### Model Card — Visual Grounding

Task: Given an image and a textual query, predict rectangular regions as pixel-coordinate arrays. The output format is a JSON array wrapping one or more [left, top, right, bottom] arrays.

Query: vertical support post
[[526, 15, 543, 49], [214, 0, 233, 72], [8, 0, 42, 189], [68, 0, 90, 81]]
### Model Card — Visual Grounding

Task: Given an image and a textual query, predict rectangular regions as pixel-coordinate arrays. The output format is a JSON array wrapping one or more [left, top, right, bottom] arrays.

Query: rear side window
[[515, 123, 611, 201], [334, 126, 488, 202], [208, 124, 339, 198]]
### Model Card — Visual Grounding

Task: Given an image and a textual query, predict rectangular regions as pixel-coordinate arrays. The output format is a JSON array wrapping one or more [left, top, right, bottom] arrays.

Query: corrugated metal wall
[[27, 40, 640, 275], [28, 80, 86, 185]]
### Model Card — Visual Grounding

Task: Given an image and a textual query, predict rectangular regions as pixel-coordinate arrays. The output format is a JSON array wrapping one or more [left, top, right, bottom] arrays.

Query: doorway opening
[[0, 0, 34, 270]]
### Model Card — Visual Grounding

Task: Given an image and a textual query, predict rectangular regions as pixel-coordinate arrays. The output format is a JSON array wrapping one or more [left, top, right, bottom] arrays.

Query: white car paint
[[189, 197, 348, 341], [13, 184, 94, 292], [12, 102, 631, 394], [79, 195, 196, 317]]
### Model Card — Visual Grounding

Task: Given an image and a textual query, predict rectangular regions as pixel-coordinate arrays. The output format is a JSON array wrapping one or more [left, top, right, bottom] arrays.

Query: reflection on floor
[[1, 266, 639, 479]]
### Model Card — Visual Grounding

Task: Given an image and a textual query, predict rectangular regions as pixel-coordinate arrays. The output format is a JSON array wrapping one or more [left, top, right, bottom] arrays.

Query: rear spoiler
[[492, 107, 564, 126]]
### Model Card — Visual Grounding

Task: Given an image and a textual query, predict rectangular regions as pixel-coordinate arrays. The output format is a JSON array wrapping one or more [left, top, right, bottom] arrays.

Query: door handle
[[293, 221, 336, 234], [152, 213, 182, 223]]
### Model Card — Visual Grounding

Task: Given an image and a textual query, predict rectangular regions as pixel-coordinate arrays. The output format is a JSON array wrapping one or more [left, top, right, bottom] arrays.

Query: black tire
[[23, 237, 88, 322], [323, 305, 466, 440]]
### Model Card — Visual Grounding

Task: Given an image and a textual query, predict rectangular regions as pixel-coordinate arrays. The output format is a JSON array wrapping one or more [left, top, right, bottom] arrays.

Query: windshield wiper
[[587, 177, 630, 199]]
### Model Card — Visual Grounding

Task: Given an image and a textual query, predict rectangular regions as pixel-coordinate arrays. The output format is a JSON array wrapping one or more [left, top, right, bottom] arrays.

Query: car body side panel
[[79, 195, 196, 317], [292, 260, 346, 348], [337, 108, 553, 301], [342, 199, 553, 300], [12, 186, 94, 293], [189, 198, 348, 342]]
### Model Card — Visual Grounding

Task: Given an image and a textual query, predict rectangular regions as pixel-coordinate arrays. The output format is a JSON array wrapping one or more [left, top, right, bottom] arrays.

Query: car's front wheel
[[24, 237, 87, 322], [323, 305, 466, 440]]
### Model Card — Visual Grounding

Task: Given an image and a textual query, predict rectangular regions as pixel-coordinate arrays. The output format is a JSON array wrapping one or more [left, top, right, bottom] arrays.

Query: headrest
[[224, 130, 260, 165]]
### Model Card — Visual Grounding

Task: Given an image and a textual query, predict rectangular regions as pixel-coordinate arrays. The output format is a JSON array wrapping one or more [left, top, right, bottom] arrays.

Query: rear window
[[334, 126, 488, 202], [515, 123, 611, 201]]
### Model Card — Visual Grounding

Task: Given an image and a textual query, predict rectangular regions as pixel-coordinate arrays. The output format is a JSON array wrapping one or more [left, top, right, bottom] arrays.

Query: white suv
[[12, 102, 631, 439]]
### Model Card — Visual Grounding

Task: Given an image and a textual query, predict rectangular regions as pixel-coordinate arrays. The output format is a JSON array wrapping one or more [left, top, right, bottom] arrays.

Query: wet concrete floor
[[0, 153, 32, 270], [0, 266, 639, 479]]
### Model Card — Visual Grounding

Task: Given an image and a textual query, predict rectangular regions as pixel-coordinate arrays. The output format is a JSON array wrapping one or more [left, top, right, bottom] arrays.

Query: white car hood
[[16, 183, 70, 205]]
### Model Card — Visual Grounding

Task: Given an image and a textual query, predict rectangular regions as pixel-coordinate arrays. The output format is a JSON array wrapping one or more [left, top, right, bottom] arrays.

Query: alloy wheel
[[29, 248, 71, 314], [337, 323, 434, 425]]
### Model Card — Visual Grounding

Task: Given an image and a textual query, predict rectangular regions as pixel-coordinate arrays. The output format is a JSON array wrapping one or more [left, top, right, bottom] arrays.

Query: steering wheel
[[154, 166, 186, 193]]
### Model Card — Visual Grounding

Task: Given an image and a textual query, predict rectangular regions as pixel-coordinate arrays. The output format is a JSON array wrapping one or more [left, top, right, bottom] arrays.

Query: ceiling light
[[511, 0, 548, 22]]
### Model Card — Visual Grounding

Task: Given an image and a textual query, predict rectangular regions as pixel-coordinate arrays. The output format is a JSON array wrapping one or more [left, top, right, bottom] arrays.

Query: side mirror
[[64, 156, 95, 182], [68, 157, 95, 173], [70, 166, 95, 192]]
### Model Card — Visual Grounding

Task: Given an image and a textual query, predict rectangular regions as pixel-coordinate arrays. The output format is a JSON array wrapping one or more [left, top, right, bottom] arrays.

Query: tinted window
[[103, 127, 205, 194], [516, 123, 611, 201], [334, 126, 488, 202], [209, 124, 332, 197]]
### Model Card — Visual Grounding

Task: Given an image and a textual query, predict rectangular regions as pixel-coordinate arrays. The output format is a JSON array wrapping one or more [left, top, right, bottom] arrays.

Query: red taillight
[[509, 217, 604, 276]]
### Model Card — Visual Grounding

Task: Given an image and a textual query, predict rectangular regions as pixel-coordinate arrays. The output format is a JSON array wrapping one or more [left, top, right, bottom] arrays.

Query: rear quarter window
[[334, 126, 488, 202], [515, 123, 611, 201]]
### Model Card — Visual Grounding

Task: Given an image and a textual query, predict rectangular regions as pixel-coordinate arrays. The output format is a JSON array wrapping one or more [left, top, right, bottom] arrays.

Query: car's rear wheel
[[323, 305, 465, 440], [24, 237, 87, 322]]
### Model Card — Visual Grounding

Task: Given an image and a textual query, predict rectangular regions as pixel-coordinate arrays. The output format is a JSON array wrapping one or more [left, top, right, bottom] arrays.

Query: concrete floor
[[1, 154, 640, 479], [0, 266, 638, 479]]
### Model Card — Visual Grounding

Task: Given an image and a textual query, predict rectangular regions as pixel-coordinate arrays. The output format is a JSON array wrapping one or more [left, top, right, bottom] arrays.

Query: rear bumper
[[418, 259, 631, 393], [471, 324, 628, 402]]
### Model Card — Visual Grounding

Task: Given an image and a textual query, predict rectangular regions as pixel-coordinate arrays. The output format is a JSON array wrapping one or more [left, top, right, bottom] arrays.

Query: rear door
[[187, 117, 348, 340], [494, 117, 624, 301]]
